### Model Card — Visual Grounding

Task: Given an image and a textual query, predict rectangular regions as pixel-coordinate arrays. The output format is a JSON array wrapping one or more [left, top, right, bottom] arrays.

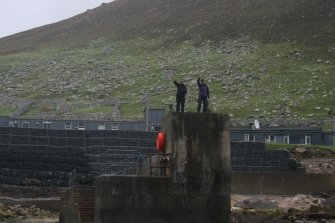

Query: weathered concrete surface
[[95, 176, 172, 223], [162, 112, 231, 223], [95, 112, 231, 223], [232, 172, 335, 195]]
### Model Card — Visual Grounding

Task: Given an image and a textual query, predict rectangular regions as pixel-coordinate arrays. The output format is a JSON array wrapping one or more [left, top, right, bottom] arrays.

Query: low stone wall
[[232, 172, 335, 195], [0, 127, 157, 187], [231, 141, 300, 171]]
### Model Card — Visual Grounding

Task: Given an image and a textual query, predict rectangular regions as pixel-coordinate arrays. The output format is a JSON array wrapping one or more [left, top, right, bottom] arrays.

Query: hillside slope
[[0, 0, 334, 54], [0, 0, 334, 119]]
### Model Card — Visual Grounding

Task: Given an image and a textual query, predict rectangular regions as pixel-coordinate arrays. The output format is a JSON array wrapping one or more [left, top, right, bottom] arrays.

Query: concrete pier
[[95, 112, 231, 223], [162, 112, 231, 223]]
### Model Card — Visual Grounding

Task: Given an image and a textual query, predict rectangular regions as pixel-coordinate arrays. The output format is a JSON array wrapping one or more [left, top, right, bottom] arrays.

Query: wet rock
[[295, 148, 307, 153], [235, 197, 279, 210], [322, 197, 335, 208]]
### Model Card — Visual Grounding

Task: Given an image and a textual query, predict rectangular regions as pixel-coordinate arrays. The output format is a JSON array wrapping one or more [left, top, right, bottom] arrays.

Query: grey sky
[[0, 0, 114, 38]]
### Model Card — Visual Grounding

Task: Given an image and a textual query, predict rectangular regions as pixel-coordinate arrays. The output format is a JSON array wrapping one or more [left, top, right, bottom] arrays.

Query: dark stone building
[[0, 111, 333, 146], [230, 126, 334, 146]]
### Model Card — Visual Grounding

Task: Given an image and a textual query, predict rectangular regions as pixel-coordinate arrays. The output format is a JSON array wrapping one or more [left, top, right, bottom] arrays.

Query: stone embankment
[[290, 147, 335, 174], [231, 147, 335, 222], [232, 193, 335, 223], [0, 203, 58, 223]]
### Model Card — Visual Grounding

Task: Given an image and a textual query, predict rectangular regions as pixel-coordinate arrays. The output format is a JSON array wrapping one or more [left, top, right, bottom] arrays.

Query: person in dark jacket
[[197, 78, 210, 112], [173, 80, 187, 112]]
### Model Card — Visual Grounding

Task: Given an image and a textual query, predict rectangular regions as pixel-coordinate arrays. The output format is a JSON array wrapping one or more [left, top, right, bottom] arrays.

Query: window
[[111, 123, 118, 130], [284, 135, 290, 144], [98, 123, 105, 130], [22, 121, 29, 128], [78, 122, 85, 130], [244, 134, 255, 142], [12, 121, 19, 128], [305, 135, 311, 145], [265, 134, 276, 143], [65, 122, 72, 129], [43, 121, 52, 129]]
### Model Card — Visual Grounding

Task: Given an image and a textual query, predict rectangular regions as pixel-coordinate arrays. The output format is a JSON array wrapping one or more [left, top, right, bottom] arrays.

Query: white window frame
[[111, 123, 119, 130], [43, 121, 52, 129], [305, 135, 311, 145], [265, 134, 270, 143], [265, 134, 276, 143], [65, 122, 72, 129], [78, 122, 85, 130], [22, 121, 29, 128], [98, 122, 106, 130], [284, 135, 290, 144], [244, 134, 255, 142], [12, 121, 19, 128]]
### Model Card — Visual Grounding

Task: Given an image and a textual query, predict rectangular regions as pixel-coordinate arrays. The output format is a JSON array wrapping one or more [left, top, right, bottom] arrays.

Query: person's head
[[180, 80, 184, 84], [201, 79, 205, 84]]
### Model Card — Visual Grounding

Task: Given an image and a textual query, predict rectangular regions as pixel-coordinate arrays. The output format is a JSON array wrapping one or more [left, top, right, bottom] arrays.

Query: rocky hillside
[[0, 0, 334, 118]]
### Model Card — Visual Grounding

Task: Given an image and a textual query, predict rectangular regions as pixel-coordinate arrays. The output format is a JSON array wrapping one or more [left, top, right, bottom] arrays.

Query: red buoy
[[156, 132, 166, 152]]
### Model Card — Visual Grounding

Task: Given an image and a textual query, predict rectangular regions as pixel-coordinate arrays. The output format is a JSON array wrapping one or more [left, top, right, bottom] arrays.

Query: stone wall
[[0, 127, 157, 187], [0, 125, 300, 187], [231, 141, 300, 172], [0, 127, 89, 187]]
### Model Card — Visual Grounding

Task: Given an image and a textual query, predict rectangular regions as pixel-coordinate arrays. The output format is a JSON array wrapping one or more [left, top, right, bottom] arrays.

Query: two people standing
[[173, 78, 210, 112]]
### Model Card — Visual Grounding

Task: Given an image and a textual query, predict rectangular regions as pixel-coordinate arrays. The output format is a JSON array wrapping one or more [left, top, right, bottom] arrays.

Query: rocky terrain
[[0, 204, 58, 223], [231, 147, 335, 222], [0, 0, 334, 118], [289, 147, 335, 174], [232, 193, 335, 223], [0, 0, 334, 220]]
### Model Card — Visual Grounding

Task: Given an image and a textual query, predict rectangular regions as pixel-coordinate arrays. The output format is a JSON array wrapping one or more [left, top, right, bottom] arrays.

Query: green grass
[[0, 107, 16, 116], [21, 105, 56, 117], [0, 34, 334, 118], [120, 102, 144, 117], [72, 106, 114, 113], [266, 143, 335, 153]]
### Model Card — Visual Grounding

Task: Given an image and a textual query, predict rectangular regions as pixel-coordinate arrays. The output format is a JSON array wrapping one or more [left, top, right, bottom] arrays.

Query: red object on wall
[[156, 132, 166, 152]]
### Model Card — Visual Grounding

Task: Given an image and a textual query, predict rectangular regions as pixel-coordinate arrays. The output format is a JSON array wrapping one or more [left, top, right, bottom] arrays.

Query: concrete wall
[[163, 112, 231, 223], [231, 172, 335, 195], [96, 176, 172, 223], [95, 112, 232, 223]]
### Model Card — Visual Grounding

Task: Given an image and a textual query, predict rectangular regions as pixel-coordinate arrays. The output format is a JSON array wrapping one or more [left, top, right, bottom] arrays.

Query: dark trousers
[[197, 96, 208, 112], [176, 95, 185, 112]]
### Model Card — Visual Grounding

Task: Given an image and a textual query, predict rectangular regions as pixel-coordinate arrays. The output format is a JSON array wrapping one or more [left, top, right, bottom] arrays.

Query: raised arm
[[207, 85, 210, 98], [197, 78, 201, 87]]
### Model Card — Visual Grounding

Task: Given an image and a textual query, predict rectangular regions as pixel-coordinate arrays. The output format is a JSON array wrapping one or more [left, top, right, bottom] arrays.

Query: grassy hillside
[[0, 0, 334, 118]]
